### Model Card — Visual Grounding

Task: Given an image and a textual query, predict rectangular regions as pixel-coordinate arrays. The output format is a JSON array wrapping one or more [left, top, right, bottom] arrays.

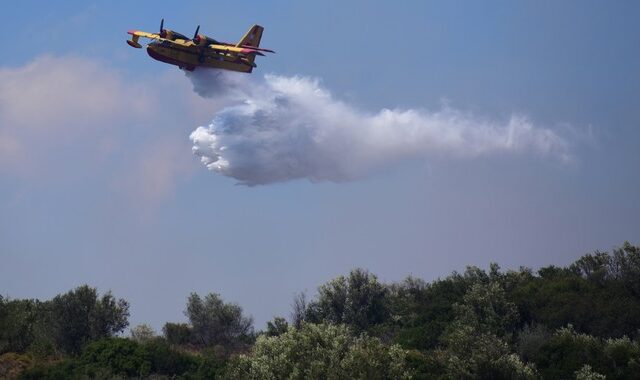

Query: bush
[[533, 326, 605, 379], [575, 364, 606, 380], [19, 359, 79, 380], [185, 293, 254, 349], [517, 324, 552, 362], [305, 269, 389, 333], [130, 324, 156, 344], [79, 338, 151, 377], [0, 353, 32, 380], [226, 323, 411, 379], [21, 338, 204, 379], [163, 322, 193, 346], [50, 286, 129, 355]]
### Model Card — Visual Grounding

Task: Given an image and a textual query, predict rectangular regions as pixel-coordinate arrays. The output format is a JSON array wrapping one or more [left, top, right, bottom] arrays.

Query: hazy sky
[[1, 1, 638, 331]]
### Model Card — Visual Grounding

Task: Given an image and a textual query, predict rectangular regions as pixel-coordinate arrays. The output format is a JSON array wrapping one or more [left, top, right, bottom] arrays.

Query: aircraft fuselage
[[146, 41, 254, 73]]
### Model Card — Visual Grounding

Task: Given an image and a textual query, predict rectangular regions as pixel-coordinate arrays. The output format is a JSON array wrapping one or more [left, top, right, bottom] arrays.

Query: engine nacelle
[[193, 34, 219, 47], [160, 29, 188, 41]]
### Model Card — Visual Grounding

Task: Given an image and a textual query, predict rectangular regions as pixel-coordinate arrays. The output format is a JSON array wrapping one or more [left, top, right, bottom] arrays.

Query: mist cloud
[[0, 55, 195, 209], [0, 55, 154, 173], [189, 71, 569, 185]]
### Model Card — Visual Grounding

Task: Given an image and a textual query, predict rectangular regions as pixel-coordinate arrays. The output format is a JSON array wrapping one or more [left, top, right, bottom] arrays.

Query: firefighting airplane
[[126, 19, 274, 73]]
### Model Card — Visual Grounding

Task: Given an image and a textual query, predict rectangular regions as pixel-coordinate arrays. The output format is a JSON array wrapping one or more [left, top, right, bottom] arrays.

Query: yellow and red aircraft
[[126, 19, 274, 73]]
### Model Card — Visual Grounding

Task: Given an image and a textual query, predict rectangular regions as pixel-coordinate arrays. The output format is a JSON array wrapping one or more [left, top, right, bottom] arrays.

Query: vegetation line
[[1, 242, 639, 379]]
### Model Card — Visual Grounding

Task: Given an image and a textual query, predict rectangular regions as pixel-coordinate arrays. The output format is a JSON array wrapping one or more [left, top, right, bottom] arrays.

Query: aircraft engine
[[160, 29, 189, 41], [158, 19, 188, 41], [193, 34, 218, 47]]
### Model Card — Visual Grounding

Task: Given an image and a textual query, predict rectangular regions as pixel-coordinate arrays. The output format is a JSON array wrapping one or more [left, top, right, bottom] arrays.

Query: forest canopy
[[1, 242, 639, 379]]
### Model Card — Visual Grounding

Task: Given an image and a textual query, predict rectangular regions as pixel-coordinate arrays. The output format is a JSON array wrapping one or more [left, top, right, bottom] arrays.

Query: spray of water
[[188, 70, 569, 185]]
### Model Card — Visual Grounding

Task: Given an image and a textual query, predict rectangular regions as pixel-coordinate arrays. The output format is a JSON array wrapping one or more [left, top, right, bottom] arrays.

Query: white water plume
[[188, 70, 569, 185]]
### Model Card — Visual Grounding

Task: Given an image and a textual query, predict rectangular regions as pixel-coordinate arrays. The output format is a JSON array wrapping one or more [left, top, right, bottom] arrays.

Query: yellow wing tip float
[[126, 19, 274, 73], [126, 31, 142, 48]]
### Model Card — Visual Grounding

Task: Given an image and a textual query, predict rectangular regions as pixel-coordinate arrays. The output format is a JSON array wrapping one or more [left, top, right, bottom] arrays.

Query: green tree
[[533, 326, 605, 379], [0, 297, 43, 354], [516, 324, 552, 363], [163, 322, 193, 346], [532, 326, 640, 379], [185, 292, 254, 349], [511, 243, 640, 338], [452, 281, 519, 339], [49, 285, 129, 355], [226, 323, 411, 380], [265, 317, 289, 337], [306, 268, 389, 332], [387, 267, 494, 350], [21, 338, 211, 379], [575, 365, 606, 380], [439, 281, 536, 379], [602, 336, 640, 379], [291, 292, 308, 329], [130, 323, 156, 344]]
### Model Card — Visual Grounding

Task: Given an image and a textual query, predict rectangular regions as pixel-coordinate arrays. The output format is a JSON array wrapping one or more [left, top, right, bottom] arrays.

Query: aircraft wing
[[128, 30, 163, 41], [208, 44, 267, 56]]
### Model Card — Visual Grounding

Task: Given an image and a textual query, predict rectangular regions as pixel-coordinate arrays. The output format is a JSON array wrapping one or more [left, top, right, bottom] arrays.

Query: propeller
[[159, 18, 166, 38], [193, 25, 201, 44]]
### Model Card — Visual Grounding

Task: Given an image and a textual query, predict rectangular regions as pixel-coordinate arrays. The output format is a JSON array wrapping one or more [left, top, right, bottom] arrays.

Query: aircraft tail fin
[[236, 24, 263, 48]]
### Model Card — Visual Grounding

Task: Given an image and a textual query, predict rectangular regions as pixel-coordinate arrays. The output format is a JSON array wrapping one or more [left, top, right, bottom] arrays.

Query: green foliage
[[404, 349, 447, 380], [436, 281, 536, 379], [0, 298, 49, 355], [387, 268, 490, 350], [226, 323, 411, 380], [531, 327, 640, 380], [574, 364, 606, 380], [19, 359, 80, 380], [20, 337, 215, 379], [265, 316, 289, 337], [291, 292, 308, 329], [130, 323, 156, 344], [163, 322, 193, 346], [137, 338, 199, 376], [1, 286, 128, 358], [452, 281, 519, 338], [305, 268, 389, 333], [385, 242, 640, 357], [0, 352, 32, 380], [79, 338, 151, 377], [602, 336, 640, 379], [4, 242, 640, 379], [185, 292, 254, 349], [511, 243, 640, 338], [50, 285, 129, 355], [188, 349, 229, 379], [516, 324, 552, 363]]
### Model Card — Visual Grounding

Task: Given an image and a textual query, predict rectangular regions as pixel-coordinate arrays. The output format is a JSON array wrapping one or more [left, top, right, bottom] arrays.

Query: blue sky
[[1, 1, 639, 331]]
